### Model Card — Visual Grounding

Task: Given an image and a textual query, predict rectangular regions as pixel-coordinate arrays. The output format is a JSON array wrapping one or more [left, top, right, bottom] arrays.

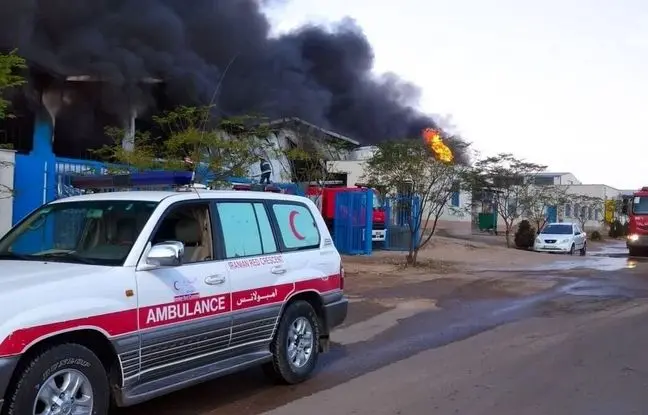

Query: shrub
[[590, 230, 602, 241], [515, 220, 536, 249], [608, 219, 624, 238]]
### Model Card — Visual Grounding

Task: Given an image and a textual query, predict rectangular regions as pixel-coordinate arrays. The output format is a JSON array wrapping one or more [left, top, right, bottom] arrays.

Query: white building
[[524, 172, 625, 231], [533, 172, 582, 186]]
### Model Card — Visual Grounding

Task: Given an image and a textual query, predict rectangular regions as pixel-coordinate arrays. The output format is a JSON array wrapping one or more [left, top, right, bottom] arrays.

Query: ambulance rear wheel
[[263, 300, 320, 384]]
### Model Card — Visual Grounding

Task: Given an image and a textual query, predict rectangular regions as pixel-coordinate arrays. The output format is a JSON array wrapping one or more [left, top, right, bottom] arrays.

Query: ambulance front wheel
[[263, 300, 321, 384], [4, 343, 110, 415]]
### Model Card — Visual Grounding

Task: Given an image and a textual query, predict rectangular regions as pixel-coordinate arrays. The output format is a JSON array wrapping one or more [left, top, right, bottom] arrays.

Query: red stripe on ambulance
[[0, 275, 341, 357]]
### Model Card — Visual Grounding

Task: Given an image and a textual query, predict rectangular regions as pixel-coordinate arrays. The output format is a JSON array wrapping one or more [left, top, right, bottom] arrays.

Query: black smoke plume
[[0, 0, 455, 152]]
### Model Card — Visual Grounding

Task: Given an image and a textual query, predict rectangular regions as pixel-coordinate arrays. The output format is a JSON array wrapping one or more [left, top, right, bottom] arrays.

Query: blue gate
[[383, 194, 422, 251], [333, 190, 373, 255]]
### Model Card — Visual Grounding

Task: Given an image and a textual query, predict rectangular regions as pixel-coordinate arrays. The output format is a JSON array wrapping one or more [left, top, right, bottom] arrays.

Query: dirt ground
[[339, 236, 586, 326], [346, 236, 566, 272], [343, 236, 567, 290]]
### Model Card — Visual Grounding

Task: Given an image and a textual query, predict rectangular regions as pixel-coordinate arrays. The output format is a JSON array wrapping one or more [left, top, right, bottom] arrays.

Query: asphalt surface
[[115, 241, 648, 415]]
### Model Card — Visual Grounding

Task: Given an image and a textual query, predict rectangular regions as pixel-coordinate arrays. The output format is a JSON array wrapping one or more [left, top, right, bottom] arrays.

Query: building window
[[565, 204, 572, 217], [587, 207, 593, 220]]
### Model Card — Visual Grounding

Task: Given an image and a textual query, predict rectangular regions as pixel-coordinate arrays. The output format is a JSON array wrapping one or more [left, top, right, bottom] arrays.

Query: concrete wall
[[328, 160, 368, 186], [0, 149, 15, 237], [425, 190, 473, 235]]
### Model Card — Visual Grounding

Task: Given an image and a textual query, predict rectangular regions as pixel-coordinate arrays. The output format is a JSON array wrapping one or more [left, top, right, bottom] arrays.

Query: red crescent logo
[[288, 210, 306, 240]]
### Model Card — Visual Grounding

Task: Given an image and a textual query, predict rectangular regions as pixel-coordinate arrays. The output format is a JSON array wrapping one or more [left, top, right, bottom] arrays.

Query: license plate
[[544, 245, 555, 249]]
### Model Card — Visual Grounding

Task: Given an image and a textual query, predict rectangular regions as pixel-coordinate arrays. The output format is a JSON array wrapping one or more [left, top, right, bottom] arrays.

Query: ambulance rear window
[[270, 202, 320, 250]]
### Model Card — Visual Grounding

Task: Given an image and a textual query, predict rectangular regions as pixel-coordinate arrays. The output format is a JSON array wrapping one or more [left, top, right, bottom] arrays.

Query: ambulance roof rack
[[69, 171, 194, 190], [232, 183, 282, 193]]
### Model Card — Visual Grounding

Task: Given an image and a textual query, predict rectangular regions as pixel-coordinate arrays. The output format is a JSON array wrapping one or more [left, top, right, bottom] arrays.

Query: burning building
[[0, 0, 455, 155], [0, 0, 474, 233]]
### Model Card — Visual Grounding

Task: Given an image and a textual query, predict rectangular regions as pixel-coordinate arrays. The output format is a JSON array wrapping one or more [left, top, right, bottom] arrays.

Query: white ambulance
[[0, 181, 347, 414]]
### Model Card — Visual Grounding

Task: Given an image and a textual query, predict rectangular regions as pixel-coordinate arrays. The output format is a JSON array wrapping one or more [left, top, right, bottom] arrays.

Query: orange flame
[[422, 128, 453, 163]]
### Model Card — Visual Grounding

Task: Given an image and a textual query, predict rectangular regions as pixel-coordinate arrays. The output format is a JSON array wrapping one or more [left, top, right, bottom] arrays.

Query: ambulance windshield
[[0, 200, 158, 266]]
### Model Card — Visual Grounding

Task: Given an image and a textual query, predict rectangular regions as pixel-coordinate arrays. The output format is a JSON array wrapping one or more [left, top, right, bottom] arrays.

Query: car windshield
[[540, 224, 573, 235], [633, 197, 648, 215], [0, 200, 158, 266]]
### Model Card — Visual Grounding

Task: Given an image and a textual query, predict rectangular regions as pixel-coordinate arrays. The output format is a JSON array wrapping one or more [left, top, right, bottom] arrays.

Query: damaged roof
[[266, 117, 360, 146]]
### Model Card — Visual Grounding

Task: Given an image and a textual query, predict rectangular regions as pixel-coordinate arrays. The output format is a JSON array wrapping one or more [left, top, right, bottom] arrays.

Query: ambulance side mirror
[[145, 241, 184, 268]]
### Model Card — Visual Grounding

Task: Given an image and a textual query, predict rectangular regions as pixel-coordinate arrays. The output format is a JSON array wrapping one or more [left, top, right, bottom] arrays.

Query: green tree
[[469, 153, 547, 247], [96, 106, 272, 187], [363, 139, 469, 266], [0, 50, 26, 119], [0, 50, 26, 198]]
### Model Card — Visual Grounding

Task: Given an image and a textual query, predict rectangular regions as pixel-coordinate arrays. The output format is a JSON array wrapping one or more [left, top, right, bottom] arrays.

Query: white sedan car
[[533, 222, 587, 255]]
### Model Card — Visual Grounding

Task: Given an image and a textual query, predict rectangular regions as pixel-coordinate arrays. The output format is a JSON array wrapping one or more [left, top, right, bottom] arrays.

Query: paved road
[[115, 245, 648, 415], [267, 297, 648, 415]]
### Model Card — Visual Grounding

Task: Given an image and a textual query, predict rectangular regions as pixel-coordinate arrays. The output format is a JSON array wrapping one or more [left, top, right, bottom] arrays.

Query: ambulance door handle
[[271, 266, 287, 275], [205, 275, 226, 285]]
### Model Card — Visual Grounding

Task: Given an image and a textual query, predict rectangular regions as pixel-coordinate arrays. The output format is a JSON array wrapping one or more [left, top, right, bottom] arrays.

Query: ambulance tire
[[263, 300, 321, 385], [4, 343, 110, 415]]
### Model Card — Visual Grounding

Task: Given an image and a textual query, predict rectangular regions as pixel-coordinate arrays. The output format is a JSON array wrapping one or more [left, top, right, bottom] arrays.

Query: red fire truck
[[306, 185, 387, 242], [624, 187, 648, 256]]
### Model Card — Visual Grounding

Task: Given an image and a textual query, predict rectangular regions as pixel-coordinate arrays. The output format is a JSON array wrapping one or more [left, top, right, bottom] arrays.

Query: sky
[[264, 0, 648, 190]]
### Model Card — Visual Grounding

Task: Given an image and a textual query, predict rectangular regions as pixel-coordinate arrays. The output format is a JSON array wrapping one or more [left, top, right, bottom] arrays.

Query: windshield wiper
[[35, 252, 99, 265], [0, 252, 40, 261]]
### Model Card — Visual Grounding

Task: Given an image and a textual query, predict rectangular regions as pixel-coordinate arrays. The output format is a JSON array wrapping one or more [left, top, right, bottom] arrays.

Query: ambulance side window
[[150, 202, 214, 264], [216, 201, 278, 258], [253, 203, 278, 254], [270, 202, 320, 250]]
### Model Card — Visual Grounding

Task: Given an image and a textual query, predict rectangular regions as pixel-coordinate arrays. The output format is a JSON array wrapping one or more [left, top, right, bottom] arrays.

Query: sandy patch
[[340, 237, 570, 301], [343, 236, 565, 277]]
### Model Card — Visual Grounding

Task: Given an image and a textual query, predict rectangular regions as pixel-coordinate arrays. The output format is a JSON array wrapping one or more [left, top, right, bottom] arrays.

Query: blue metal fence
[[54, 157, 116, 199], [333, 190, 373, 255], [383, 195, 422, 251]]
